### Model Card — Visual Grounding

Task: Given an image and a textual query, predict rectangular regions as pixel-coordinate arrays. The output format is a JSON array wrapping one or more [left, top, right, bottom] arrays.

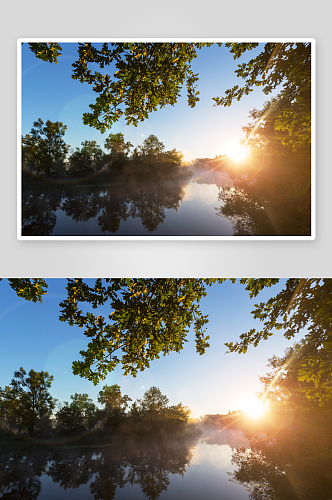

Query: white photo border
[[17, 38, 316, 241]]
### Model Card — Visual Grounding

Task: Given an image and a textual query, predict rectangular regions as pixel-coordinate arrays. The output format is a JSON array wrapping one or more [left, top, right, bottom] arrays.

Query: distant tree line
[[0, 368, 190, 438], [22, 120, 184, 180]]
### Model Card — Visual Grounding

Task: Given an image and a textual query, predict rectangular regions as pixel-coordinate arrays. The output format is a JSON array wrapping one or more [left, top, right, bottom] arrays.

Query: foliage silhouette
[[56, 393, 98, 436], [22, 126, 184, 181], [68, 140, 105, 177], [28, 42, 311, 139], [97, 385, 131, 430]]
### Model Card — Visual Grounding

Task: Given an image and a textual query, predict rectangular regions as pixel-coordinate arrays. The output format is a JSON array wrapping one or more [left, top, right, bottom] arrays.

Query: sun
[[225, 143, 248, 162], [242, 397, 266, 419]]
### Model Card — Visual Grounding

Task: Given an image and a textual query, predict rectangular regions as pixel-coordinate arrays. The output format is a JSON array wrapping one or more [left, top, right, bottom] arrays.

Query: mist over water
[[22, 158, 310, 237], [22, 168, 235, 236], [2, 416, 329, 499], [0, 429, 252, 499]]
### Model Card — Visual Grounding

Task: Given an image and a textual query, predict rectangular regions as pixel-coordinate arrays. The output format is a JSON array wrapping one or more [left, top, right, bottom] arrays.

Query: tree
[[135, 386, 169, 422], [216, 119, 311, 236], [0, 367, 56, 435], [214, 92, 311, 236], [103, 133, 133, 169], [131, 387, 190, 430], [97, 384, 131, 411], [80, 140, 104, 164], [22, 118, 70, 176], [138, 134, 165, 164], [225, 279, 332, 404], [259, 343, 332, 410], [58, 278, 216, 383], [21, 133, 40, 171], [104, 133, 133, 157], [56, 402, 85, 436], [162, 148, 183, 168], [97, 384, 131, 429], [213, 42, 311, 144], [242, 96, 311, 152], [166, 403, 191, 427], [129, 134, 183, 173], [135, 134, 183, 171], [224, 279, 330, 351], [0, 385, 22, 428], [29, 42, 214, 132], [0, 278, 48, 303], [27, 42, 311, 138], [28, 42, 62, 63], [56, 392, 98, 435], [68, 148, 92, 177], [68, 140, 105, 177], [70, 392, 98, 429]]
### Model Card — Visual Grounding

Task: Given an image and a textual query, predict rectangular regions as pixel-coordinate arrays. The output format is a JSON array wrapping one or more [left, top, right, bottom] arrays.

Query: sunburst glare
[[242, 396, 266, 419], [224, 142, 248, 162]]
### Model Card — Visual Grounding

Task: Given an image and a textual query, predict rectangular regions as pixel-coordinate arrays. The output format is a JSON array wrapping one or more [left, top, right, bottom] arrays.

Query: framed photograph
[[18, 39, 315, 239]]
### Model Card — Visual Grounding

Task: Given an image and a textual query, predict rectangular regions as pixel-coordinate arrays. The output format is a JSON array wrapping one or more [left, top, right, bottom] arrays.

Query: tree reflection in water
[[22, 182, 62, 236], [22, 169, 191, 236], [0, 448, 47, 500], [22, 153, 311, 237], [229, 426, 332, 500], [0, 434, 199, 499], [216, 152, 311, 236]]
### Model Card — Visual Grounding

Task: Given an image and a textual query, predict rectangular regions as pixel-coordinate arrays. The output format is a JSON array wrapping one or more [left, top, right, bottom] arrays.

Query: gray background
[[2, 0, 329, 277]]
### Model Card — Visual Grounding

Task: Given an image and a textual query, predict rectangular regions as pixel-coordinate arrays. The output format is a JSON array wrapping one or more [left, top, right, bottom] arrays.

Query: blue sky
[[0, 279, 303, 418], [21, 41, 279, 162]]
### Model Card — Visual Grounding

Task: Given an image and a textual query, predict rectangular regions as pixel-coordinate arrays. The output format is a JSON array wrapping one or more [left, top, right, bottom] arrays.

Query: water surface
[[0, 430, 251, 499], [2, 424, 329, 499], [21, 166, 310, 237]]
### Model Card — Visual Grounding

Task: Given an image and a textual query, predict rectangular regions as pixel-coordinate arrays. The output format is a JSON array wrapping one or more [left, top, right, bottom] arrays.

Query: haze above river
[[1, 429, 252, 499], [22, 166, 309, 237]]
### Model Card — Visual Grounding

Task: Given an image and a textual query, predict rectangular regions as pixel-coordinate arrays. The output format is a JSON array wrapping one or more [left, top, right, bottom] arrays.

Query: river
[[21, 166, 311, 237], [0, 429, 251, 499], [2, 423, 330, 499]]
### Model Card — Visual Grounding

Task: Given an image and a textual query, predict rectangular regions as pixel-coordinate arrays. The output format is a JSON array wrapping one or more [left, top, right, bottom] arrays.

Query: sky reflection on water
[[22, 173, 235, 237], [1, 431, 250, 500], [22, 164, 310, 237]]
